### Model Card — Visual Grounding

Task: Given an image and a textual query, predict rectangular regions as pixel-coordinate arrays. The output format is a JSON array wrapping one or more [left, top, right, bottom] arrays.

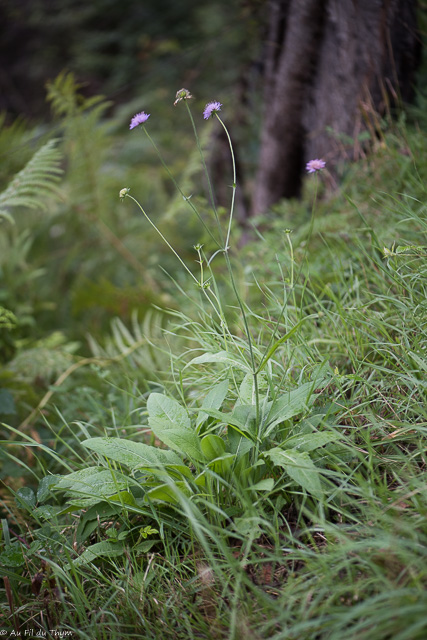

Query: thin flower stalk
[[186, 100, 260, 425], [124, 193, 198, 285], [184, 100, 225, 247], [124, 191, 228, 329], [214, 112, 236, 252], [137, 123, 220, 249], [198, 245, 252, 368], [306, 161, 324, 247]]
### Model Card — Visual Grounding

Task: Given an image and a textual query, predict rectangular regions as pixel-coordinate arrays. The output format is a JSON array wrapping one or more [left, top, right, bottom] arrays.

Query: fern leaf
[[0, 138, 63, 221], [0, 306, 17, 329]]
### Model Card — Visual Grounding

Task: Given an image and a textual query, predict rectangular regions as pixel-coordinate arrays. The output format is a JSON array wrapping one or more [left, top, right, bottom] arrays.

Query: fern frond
[[0, 138, 63, 221], [46, 70, 107, 118], [0, 306, 17, 330], [87, 310, 167, 373], [0, 113, 33, 185]]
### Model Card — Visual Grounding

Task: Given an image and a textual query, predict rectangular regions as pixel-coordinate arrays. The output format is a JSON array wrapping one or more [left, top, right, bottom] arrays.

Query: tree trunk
[[252, 0, 420, 215]]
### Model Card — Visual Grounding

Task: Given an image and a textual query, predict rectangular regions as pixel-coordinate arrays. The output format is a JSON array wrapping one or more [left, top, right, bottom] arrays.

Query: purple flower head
[[306, 159, 326, 173], [203, 101, 222, 120], [129, 111, 150, 130]]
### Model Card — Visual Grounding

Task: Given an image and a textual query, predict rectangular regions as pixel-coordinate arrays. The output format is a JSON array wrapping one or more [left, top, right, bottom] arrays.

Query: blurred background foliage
[[0, 0, 262, 120]]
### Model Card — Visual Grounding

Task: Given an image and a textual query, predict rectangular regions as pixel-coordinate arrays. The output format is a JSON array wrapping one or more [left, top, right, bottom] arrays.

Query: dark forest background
[[1, 0, 425, 216]]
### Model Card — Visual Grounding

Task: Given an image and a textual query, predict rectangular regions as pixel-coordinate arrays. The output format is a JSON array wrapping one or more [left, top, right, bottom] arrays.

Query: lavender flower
[[203, 101, 222, 120], [306, 159, 326, 173], [129, 111, 150, 130]]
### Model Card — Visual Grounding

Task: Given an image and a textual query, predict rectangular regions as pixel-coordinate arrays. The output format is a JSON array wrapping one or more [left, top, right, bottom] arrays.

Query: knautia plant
[[4, 77, 426, 638], [53, 91, 347, 549]]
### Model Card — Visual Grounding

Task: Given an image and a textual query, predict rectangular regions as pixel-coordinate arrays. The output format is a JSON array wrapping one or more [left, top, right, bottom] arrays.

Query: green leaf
[[134, 539, 158, 553], [264, 447, 323, 496], [164, 464, 195, 480], [0, 389, 16, 415], [228, 429, 255, 457], [197, 407, 256, 441], [256, 318, 309, 373], [83, 437, 182, 470], [408, 350, 427, 372], [207, 453, 235, 475], [15, 487, 36, 510], [200, 434, 227, 461], [240, 459, 266, 484], [54, 467, 131, 500], [147, 393, 203, 461], [146, 481, 190, 504], [233, 517, 262, 538], [185, 351, 251, 373], [148, 392, 191, 430], [196, 380, 229, 430], [37, 475, 61, 503], [229, 405, 257, 437], [33, 505, 63, 520], [246, 478, 275, 492], [72, 541, 125, 567], [0, 138, 63, 217], [77, 503, 122, 544], [284, 431, 341, 452], [238, 372, 268, 405], [264, 382, 321, 436], [106, 491, 137, 507], [0, 545, 25, 567]]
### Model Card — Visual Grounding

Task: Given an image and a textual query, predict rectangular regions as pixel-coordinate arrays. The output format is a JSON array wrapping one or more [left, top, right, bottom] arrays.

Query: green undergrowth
[[0, 95, 426, 639]]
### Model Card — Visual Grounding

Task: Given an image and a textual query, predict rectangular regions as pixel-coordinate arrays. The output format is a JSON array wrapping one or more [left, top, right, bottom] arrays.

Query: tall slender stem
[[215, 113, 236, 251], [183, 102, 260, 426], [142, 125, 220, 248], [184, 102, 225, 246], [125, 194, 198, 284]]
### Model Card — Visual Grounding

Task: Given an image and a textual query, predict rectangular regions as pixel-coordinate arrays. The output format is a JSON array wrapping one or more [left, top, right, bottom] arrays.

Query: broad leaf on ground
[[147, 393, 203, 461], [264, 447, 323, 496], [264, 382, 323, 436], [83, 437, 182, 470]]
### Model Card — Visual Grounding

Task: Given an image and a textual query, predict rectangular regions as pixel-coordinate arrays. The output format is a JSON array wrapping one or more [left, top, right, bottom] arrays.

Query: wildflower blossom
[[129, 111, 150, 130], [306, 158, 326, 173], [203, 101, 222, 120]]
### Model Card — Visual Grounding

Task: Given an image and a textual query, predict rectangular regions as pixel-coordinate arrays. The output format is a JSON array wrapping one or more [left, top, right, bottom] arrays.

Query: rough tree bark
[[252, 0, 420, 215]]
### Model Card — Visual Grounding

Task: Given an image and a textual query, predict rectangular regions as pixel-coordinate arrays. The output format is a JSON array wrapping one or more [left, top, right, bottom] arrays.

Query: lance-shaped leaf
[[147, 393, 203, 462], [196, 380, 229, 430], [185, 351, 251, 373], [264, 382, 322, 436], [54, 467, 131, 500], [284, 431, 341, 452], [71, 541, 125, 568], [83, 437, 182, 470], [264, 447, 323, 496]]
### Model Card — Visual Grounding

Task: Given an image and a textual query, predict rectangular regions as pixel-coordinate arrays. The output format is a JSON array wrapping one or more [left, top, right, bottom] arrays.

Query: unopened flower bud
[[174, 88, 193, 106]]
